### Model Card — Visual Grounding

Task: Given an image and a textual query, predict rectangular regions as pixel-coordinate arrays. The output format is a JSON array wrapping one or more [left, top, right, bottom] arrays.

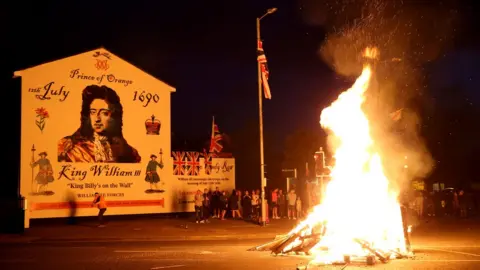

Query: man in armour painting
[[58, 85, 141, 163]]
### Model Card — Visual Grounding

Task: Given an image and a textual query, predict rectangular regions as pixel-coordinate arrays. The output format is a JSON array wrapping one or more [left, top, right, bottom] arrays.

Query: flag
[[172, 151, 186, 175], [257, 41, 272, 99], [209, 117, 223, 154], [185, 152, 201, 176], [202, 148, 213, 175], [390, 108, 403, 121]]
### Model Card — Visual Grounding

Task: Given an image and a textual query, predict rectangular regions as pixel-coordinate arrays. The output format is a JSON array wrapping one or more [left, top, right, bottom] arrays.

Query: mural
[[30, 146, 54, 196], [57, 85, 141, 163], [16, 48, 235, 221], [172, 151, 186, 175], [145, 150, 164, 193], [35, 108, 49, 133], [172, 151, 235, 212], [145, 115, 161, 135], [202, 150, 214, 175]]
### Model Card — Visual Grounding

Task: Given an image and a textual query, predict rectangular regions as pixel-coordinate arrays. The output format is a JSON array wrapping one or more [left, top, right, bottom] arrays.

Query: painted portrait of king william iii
[[58, 85, 141, 163]]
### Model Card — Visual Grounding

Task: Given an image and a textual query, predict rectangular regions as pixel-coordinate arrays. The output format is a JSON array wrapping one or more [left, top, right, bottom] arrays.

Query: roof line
[[13, 47, 176, 92]]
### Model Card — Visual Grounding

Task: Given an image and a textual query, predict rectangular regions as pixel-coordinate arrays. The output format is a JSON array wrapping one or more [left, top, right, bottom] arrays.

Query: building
[[15, 48, 235, 228]]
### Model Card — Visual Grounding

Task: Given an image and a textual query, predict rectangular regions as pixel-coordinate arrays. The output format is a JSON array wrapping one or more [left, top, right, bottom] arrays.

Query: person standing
[[212, 187, 221, 218], [242, 191, 252, 220], [271, 189, 279, 219], [91, 192, 107, 227], [287, 189, 297, 220], [220, 191, 228, 220], [251, 190, 259, 220], [296, 197, 302, 219], [194, 190, 204, 223], [278, 189, 286, 218], [237, 190, 243, 219], [458, 190, 467, 218], [453, 191, 460, 216], [415, 191, 424, 218], [229, 190, 242, 219], [202, 188, 211, 223]]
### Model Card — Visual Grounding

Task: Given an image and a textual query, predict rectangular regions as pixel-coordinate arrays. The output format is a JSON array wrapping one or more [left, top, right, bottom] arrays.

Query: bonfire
[[250, 47, 414, 267]]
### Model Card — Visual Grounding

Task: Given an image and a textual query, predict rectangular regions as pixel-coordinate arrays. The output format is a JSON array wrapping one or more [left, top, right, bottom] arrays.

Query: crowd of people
[[193, 187, 304, 224], [90, 185, 479, 228], [403, 188, 479, 219]]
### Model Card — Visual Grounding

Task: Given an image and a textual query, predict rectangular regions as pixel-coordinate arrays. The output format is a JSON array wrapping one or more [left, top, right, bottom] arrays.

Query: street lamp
[[257, 7, 277, 227]]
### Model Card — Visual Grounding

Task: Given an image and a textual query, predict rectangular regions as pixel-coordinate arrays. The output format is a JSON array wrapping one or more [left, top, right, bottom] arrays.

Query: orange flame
[[285, 47, 407, 264]]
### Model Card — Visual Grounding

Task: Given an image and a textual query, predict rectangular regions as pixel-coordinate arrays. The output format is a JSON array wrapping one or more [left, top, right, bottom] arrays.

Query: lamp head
[[267, 8, 277, 14]]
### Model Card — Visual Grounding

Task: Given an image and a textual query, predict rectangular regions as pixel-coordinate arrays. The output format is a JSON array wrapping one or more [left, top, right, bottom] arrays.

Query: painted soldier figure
[[145, 154, 164, 191], [30, 151, 54, 194]]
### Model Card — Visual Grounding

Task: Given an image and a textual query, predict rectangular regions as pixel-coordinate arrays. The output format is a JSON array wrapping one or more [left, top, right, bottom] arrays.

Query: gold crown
[[145, 115, 161, 135]]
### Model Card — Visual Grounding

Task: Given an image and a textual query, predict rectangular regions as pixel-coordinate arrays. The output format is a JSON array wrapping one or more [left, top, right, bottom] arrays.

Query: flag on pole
[[257, 41, 272, 99], [389, 108, 404, 121], [209, 117, 223, 154]]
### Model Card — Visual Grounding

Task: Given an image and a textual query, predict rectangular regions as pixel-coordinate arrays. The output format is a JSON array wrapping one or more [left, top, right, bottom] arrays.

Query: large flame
[[285, 47, 407, 264]]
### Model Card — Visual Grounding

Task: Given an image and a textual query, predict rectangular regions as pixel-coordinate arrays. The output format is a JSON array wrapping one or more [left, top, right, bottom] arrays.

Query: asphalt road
[[2, 237, 480, 270]]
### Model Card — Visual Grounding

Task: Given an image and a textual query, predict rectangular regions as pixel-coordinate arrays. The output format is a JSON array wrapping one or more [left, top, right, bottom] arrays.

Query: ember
[[249, 47, 414, 267]]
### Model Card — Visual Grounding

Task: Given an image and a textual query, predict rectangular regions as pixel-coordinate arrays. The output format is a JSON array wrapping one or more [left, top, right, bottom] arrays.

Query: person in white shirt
[[194, 190, 204, 223], [288, 189, 297, 220], [251, 190, 259, 219]]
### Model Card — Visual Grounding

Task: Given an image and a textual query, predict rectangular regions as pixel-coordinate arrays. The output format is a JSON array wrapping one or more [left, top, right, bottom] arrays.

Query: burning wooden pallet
[[248, 206, 414, 266]]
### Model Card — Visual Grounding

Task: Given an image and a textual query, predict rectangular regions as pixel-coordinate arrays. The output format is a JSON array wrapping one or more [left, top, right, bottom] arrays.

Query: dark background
[[2, 0, 480, 198]]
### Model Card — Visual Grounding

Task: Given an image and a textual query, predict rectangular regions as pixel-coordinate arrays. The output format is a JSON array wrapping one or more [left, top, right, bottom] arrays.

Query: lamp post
[[257, 7, 277, 226]]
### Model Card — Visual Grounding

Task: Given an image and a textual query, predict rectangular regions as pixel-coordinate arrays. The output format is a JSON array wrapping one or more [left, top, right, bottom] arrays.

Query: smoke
[[302, 0, 460, 191]]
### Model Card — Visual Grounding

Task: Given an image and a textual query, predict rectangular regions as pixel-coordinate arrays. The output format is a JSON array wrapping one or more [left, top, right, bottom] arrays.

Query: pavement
[[0, 216, 298, 244], [1, 235, 480, 269], [1, 216, 480, 269], [2, 215, 480, 245]]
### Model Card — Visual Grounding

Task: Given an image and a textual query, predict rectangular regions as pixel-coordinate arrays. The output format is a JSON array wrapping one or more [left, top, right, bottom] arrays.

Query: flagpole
[[210, 116, 214, 153], [256, 7, 277, 227], [212, 116, 215, 139]]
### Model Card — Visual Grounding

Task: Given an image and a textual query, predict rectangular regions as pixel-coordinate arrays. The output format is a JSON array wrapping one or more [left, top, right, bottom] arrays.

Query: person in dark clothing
[[212, 187, 221, 218], [67, 191, 77, 225], [242, 190, 252, 220], [458, 190, 467, 218], [229, 189, 241, 219], [219, 191, 228, 220]]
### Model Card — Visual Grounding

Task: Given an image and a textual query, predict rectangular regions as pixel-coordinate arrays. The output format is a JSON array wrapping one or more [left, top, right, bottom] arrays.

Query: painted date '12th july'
[[132, 91, 160, 107]]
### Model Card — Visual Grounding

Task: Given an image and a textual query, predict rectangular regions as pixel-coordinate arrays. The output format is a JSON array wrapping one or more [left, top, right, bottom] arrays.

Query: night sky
[[3, 0, 480, 196]]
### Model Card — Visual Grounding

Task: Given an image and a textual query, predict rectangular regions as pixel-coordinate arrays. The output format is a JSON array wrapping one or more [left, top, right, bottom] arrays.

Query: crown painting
[[145, 115, 161, 135]]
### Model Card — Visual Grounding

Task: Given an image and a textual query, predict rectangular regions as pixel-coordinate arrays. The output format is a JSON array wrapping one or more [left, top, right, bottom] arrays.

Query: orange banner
[[32, 199, 164, 210]]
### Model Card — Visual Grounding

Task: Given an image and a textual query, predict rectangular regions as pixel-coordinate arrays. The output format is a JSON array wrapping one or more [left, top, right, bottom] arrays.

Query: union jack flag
[[209, 117, 223, 154], [202, 148, 213, 175], [257, 41, 271, 99], [185, 152, 201, 176], [172, 151, 186, 175]]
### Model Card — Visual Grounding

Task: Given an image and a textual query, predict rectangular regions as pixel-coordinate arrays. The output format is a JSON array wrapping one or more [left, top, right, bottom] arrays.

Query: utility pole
[[257, 7, 277, 227]]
